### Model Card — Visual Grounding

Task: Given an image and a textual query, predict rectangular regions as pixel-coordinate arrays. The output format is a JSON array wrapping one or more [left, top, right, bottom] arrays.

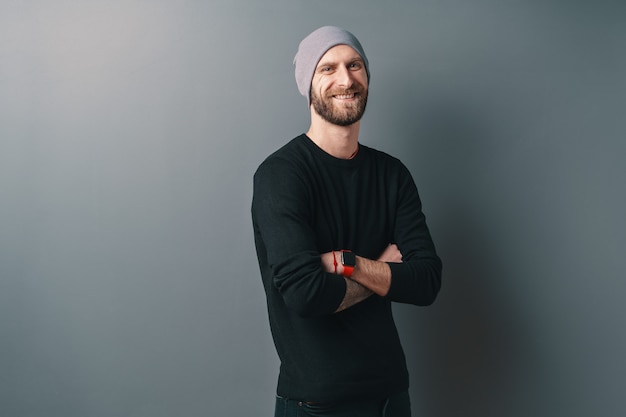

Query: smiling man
[[252, 26, 442, 417], [309, 44, 368, 127]]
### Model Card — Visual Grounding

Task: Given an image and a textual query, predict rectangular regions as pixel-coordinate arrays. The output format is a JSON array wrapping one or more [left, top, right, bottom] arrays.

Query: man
[[252, 26, 442, 417]]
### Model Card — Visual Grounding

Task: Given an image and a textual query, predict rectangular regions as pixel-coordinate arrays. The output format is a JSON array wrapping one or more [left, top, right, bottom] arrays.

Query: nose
[[336, 64, 354, 88]]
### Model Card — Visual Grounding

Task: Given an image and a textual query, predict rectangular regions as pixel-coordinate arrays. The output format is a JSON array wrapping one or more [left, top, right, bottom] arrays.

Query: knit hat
[[294, 26, 370, 104]]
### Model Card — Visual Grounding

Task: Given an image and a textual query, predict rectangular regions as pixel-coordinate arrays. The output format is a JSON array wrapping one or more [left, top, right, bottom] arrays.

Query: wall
[[1, 1, 624, 416]]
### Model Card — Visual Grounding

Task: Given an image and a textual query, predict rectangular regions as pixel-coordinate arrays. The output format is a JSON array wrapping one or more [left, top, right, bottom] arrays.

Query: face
[[310, 44, 369, 126]]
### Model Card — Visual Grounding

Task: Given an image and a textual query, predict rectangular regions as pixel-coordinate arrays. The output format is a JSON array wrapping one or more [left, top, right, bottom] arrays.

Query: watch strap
[[341, 250, 356, 278]]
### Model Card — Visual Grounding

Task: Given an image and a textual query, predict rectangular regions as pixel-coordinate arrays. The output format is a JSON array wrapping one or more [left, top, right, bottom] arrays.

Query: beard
[[310, 86, 368, 127]]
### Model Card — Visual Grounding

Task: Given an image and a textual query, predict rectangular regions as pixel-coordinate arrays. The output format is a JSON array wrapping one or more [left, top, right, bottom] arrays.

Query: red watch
[[341, 250, 356, 278]]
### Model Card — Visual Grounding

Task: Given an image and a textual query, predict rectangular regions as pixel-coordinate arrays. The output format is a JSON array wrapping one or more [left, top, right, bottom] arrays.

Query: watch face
[[342, 250, 356, 267]]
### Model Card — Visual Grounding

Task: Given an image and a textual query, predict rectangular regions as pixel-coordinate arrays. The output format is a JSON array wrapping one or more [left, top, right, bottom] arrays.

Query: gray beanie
[[294, 26, 370, 104]]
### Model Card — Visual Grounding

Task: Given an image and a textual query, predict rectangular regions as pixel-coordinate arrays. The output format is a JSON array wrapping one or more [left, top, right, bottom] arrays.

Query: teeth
[[334, 94, 355, 99]]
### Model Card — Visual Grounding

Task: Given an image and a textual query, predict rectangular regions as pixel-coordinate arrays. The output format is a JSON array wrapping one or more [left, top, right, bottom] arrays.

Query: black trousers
[[274, 390, 411, 417]]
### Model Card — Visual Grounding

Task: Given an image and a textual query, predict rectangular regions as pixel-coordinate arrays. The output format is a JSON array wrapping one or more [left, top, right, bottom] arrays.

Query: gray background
[[1, 1, 625, 416]]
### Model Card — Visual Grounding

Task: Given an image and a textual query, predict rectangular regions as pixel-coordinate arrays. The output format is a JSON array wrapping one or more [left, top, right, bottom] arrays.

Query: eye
[[349, 61, 363, 70], [317, 65, 336, 76]]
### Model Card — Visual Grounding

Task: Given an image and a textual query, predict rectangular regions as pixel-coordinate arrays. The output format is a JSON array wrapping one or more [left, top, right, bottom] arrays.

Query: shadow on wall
[[392, 93, 545, 416]]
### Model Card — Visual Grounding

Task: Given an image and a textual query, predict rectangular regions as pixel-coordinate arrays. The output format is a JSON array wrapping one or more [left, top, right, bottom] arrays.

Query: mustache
[[326, 86, 365, 97]]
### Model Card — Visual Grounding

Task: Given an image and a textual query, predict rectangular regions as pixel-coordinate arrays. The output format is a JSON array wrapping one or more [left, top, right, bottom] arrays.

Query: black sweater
[[252, 134, 442, 403]]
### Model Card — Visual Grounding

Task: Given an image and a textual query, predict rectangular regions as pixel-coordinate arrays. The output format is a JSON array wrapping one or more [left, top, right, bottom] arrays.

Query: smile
[[333, 93, 357, 100]]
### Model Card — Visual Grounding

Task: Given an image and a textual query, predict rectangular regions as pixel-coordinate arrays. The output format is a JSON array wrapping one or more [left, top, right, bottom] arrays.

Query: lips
[[333, 93, 356, 100], [329, 89, 362, 101]]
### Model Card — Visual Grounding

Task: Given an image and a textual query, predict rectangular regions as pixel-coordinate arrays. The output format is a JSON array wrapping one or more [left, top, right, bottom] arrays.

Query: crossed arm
[[320, 244, 403, 313]]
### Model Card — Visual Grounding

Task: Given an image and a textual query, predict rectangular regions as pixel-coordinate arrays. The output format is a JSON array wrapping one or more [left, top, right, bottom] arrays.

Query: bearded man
[[252, 26, 442, 417]]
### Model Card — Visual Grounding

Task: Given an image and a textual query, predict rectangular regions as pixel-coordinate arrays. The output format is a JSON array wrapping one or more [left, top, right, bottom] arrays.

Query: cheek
[[311, 78, 326, 94], [315, 78, 330, 89], [314, 82, 333, 98], [355, 74, 368, 89]]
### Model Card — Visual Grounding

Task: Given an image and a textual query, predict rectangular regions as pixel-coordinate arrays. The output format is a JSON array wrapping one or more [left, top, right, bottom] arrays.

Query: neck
[[306, 112, 360, 159]]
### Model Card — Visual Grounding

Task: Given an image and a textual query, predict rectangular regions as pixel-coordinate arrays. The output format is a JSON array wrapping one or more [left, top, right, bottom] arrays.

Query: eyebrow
[[316, 56, 364, 70]]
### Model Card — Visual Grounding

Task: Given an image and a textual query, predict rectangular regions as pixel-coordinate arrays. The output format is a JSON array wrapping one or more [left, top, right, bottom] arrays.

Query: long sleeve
[[252, 157, 346, 317], [386, 163, 442, 305]]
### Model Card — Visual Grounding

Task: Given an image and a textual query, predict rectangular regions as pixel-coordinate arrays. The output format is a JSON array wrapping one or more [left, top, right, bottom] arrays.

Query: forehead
[[316, 44, 363, 68]]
